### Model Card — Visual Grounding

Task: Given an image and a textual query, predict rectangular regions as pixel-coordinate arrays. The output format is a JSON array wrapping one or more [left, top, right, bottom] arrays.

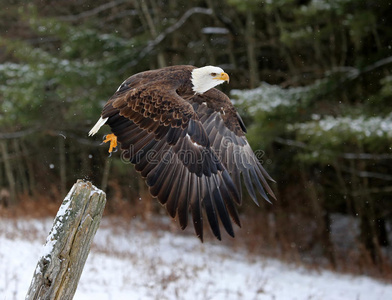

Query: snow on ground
[[1, 217, 392, 300]]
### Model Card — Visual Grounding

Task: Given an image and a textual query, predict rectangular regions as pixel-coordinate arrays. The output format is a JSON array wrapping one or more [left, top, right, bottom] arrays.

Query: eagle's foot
[[102, 133, 118, 154]]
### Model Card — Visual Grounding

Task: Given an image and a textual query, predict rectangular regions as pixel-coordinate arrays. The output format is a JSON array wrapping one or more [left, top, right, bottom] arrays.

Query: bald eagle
[[89, 65, 276, 241]]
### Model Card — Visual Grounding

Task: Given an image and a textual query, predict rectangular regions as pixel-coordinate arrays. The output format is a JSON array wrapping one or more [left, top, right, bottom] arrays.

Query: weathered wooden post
[[26, 180, 106, 300]]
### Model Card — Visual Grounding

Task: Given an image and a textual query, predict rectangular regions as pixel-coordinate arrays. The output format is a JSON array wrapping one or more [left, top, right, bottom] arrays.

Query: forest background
[[1, 0, 391, 279]]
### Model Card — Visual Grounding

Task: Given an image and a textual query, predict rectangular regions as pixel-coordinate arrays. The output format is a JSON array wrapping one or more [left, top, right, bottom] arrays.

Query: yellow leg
[[103, 133, 118, 153]]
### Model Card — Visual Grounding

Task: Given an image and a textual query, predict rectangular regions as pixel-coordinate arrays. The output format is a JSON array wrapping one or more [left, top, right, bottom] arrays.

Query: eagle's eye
[[211, 72, 217, 77]]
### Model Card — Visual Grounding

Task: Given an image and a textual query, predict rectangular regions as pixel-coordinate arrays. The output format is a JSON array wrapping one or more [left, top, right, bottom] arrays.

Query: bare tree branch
[[352, 186, 392, 196], [361, 56, 392, 74], [106, 9, 138, 22], [0, 128, 38, 139], [58, 0, 128, 22], [336, 56, 392, 81], [275, 138, 392, 160], [342, 167, 392, 181], [342, 153, 392, 160], [274, 137, 307, 148], [120, 7, 213, 72]]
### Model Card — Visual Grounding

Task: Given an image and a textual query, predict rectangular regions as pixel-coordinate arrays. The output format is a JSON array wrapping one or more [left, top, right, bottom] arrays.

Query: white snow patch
[[201, 27, 229, 34], [39, 185, 75, 260], [231, 82, 306, 114], [1, 217, 392, 299], [289, 114, 392, 140], [89, 183, 105, 199]]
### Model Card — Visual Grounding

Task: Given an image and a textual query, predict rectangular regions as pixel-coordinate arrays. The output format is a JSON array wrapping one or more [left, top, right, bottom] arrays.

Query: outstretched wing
[[101, 69, 240, 241], [190, 88, 276, 205]]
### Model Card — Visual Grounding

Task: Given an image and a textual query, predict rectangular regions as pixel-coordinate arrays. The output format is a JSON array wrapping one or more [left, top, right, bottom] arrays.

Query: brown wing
[[190, 88, 276, 205], [101, 67, 240, 241]]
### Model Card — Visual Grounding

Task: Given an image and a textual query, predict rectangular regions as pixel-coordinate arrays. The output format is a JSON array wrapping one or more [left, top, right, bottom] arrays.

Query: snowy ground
[[1, 217, 392, 300]]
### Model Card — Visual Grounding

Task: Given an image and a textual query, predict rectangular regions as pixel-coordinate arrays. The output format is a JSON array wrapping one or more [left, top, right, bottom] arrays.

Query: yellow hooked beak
[[214, 72, 230, 83]]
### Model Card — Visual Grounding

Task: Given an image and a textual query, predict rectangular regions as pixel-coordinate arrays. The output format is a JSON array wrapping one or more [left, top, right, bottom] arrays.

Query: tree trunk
[[0, 140, 16, 205], [245, 10, 259, 88], [26, 180, 106, 300], [140, 0, 166, 68], [300, 166, 336, 267], [101, 157, 111, 192], [59, 136, 67, 197], [20, 140, 36, 195], [13, 139, 29, 194]]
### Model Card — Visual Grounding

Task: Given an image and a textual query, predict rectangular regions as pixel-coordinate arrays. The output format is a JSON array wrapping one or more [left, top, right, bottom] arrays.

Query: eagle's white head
[[191, 66, 230, 94]]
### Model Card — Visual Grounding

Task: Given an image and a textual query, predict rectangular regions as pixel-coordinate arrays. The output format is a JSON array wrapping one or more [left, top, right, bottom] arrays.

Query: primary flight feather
[[89, 65, 276, 241]]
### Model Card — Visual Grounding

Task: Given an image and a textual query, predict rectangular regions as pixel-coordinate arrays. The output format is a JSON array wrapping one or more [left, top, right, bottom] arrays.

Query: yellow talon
[[103, 133, 118, 153]]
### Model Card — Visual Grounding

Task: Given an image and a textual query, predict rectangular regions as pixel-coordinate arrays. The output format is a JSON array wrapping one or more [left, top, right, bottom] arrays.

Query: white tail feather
[[88, 117, 108, 136]]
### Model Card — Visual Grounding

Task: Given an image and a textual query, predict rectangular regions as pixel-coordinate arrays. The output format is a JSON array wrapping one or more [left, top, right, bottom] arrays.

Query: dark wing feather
[[100, 66, 241, 241], [203, 176, 221, 240], [191, 88, 276, 205]]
